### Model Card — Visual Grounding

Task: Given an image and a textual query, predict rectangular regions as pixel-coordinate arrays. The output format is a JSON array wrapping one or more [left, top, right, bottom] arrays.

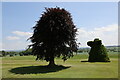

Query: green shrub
[[87, 38, 110, 62]]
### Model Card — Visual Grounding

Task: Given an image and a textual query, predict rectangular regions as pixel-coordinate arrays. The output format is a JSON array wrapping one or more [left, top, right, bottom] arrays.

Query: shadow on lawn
[[9, 65, 71, 74], [81, 61, 110, 63]]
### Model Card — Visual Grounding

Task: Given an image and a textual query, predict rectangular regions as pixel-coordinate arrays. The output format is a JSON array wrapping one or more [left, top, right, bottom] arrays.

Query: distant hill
[[78, 45, 119, 53], [0, 49, 25, 52], [0, 45, 119, 52], [105, 45, 120, 48]]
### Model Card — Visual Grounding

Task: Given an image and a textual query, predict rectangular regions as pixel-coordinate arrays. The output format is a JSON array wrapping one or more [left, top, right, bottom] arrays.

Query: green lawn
[[1, 53, 118, 78]]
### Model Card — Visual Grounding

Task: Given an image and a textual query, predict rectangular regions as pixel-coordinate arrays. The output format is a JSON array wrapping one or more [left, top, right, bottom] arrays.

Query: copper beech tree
[[29, 7, 78, 66]]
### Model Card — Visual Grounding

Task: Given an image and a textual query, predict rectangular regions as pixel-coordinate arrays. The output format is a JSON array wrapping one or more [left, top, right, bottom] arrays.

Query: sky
[[1, 2, 118, 50]]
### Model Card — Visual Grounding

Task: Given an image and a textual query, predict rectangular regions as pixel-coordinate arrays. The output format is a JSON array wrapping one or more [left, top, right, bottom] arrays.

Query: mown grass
[[1, 52, 118, 78]]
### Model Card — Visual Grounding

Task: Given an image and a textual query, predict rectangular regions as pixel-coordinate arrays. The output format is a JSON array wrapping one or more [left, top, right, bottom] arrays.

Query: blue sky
[[2, 2, 118, 50]]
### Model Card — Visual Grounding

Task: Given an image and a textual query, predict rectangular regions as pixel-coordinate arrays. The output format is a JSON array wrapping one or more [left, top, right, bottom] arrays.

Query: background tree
[[2, 50, 7, 57], [29, 7, 78, 66]]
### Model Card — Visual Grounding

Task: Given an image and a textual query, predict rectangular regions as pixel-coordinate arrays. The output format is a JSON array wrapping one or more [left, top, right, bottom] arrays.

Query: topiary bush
[[87, 38, 110, 62]]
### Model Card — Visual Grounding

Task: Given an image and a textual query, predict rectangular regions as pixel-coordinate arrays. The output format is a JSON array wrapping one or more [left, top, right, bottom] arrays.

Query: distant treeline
[[0, 46, 119, 57], [78, 46, 119, 53], [0, 49, 32, 57]]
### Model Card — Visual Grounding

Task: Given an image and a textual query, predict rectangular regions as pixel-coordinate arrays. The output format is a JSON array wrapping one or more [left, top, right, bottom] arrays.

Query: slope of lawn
[[1, 52, 118, 78]]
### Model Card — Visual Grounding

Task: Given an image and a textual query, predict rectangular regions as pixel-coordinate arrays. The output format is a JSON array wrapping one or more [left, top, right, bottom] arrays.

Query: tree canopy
[[29, 7, 78, 66]]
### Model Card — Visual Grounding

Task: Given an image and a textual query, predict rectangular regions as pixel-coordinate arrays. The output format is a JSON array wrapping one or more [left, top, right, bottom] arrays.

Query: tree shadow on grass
[[9, 65, 71, 74], [81, 61, 110, 63]]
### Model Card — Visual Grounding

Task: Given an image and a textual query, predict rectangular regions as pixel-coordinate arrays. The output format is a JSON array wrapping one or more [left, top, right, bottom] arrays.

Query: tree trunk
[[48, 57, 56, 67]]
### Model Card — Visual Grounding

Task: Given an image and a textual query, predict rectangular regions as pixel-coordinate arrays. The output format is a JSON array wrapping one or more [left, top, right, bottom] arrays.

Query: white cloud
[[6, 31, 32, 41], [77, 24, 118, 47], [12, 31, 32, 37], [3, 24, 118, 50], [94, 24, 117, 32], [2, 41, 30, 50], [3, 30, 33, 50], [6, 36, 20, 40]]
